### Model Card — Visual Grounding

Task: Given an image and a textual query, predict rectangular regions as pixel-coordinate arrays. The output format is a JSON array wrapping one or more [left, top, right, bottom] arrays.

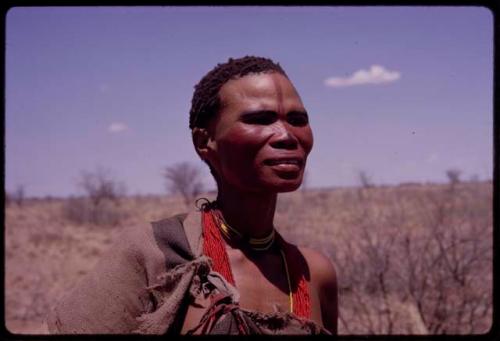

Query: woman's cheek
[[299, 127, 314, 155]]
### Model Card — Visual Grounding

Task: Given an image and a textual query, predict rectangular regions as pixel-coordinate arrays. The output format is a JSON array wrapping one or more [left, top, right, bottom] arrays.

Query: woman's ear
[[192, 127, 214, 161]]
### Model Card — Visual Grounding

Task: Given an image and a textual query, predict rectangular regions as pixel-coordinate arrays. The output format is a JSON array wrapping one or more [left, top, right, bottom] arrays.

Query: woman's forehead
[[218, 72, 302, 105]]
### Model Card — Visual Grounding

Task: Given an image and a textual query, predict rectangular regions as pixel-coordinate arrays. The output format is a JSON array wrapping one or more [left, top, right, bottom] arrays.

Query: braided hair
[[189, 56, 288, 130]]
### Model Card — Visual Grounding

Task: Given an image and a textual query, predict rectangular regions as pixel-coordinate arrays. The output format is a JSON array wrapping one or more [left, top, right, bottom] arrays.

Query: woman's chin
[[223, 172, 304, 194], [265, 171, 306, 192], [278, 185, 301, 193], [264, 178, 303, 193]]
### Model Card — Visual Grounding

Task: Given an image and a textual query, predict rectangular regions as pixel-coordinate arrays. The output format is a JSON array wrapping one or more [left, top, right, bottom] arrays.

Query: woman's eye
[[288, 114, 309, 126], [242, 112, 276, 125]]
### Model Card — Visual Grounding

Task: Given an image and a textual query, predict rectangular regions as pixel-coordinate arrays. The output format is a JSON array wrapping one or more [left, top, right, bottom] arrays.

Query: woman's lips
[[263, 158, 303, 172]]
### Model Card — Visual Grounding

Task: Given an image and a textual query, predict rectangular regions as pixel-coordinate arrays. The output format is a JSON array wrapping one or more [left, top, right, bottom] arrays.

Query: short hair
[[189, 55, 288, 130]]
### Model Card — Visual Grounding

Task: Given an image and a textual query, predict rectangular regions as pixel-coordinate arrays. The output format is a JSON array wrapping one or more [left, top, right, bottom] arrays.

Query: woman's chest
[[231, 252, 292, 313], [179, 249, 323, 333]]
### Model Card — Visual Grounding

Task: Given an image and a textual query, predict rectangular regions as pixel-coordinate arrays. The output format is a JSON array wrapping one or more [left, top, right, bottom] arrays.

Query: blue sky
[[6, 6, 493, 197]]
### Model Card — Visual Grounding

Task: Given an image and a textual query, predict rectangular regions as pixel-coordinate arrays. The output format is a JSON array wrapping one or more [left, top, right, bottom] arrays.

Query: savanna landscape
[[6, 6, 493, 337], [5, 178, 493, 335]]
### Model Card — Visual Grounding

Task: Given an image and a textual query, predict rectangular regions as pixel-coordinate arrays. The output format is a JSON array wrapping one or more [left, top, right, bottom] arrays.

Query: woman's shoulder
[[99, 212, 194, 271], [117, 212, 191, 249], [296, 245, 338, 333], [297, 247, 335, 272], [297, 246, 337, 285]]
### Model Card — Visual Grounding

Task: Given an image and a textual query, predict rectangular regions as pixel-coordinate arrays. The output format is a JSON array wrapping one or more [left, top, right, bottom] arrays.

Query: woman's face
[[205, 72, 314, 193]]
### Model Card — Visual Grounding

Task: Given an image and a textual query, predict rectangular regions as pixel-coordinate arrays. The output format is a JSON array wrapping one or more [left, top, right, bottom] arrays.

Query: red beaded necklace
[[201, 205, 311, 319]]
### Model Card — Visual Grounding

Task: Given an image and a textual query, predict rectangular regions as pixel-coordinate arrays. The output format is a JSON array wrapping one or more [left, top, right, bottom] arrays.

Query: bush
[[62, 197, 128, 226], [10, 185, 26, 207], [329, 184, 492, 334], [164, 162, 204, 207], [78, 168, 126, 206], [62, 168, 128, 226]]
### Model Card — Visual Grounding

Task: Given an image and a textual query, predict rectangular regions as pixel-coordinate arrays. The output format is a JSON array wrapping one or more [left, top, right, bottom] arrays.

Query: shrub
[[62, 197, 128, 226], [78, 168, 126, 206], [63, 168, 128, 226], [164, 162, 204, 207]]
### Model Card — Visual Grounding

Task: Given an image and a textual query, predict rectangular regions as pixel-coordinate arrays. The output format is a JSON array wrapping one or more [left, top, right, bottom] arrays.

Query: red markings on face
[[271, 74, 284, 120]]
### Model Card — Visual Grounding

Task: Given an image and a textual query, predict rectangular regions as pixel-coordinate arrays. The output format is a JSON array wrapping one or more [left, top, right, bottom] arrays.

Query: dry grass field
[[5, 181, 492, 335]]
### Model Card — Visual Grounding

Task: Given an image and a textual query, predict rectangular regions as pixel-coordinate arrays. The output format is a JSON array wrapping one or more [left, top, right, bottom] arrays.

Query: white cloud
[[324, 65, 401, 88], [108, 122, 128, 133]]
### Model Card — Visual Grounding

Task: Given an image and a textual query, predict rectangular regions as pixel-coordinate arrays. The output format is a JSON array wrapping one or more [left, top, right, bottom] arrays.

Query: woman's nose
[[269, 121, 298, 150]]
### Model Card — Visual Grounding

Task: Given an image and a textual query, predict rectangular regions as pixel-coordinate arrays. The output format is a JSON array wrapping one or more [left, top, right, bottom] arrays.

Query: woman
[[47, 56, 337, 335]]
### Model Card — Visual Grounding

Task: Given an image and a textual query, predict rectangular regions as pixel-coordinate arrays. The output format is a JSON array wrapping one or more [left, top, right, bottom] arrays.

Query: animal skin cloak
[[46, 210, 330, 334]]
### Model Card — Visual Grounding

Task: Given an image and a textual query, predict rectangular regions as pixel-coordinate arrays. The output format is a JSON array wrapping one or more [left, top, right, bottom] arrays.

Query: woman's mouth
[[263, 158, 303, 172]]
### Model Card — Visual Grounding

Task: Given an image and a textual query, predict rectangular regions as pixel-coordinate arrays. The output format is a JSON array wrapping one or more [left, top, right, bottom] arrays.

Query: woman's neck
[[216, 186, 277, 239]]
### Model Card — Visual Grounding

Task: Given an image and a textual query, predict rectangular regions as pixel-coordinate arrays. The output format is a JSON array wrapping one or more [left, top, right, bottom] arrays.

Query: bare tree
[[62, 168, 127, 226], [78, 168, 126, 207], [358, 170, 374, 189], [164, 162, 204, 207], [11, 185, 26, 207], [446, 169, 461, 187], [469, 174, 480, 183], [356, 170, 374, 201]]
